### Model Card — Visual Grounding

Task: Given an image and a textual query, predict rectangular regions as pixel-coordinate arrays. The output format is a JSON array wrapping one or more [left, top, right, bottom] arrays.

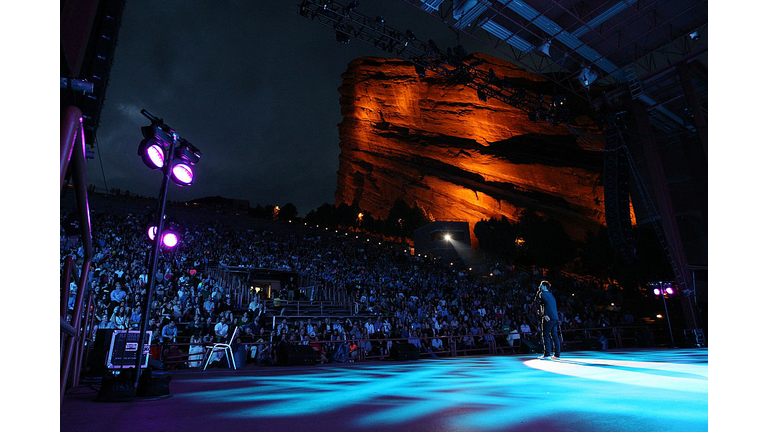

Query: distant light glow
[[665, 287, 675, 295], [653, 288, 661, 296]]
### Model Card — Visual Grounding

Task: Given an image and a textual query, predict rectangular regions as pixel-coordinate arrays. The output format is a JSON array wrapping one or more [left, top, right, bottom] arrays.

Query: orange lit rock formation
[[334, 54, 605, 245]]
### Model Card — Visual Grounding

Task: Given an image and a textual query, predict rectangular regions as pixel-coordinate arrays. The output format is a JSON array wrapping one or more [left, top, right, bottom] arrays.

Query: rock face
[[334, 54, 606, 246]]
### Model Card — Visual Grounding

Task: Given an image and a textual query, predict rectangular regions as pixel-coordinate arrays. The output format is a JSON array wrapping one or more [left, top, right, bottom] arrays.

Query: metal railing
[[134, 325, 656, 370], [60, 106, 95, 404]]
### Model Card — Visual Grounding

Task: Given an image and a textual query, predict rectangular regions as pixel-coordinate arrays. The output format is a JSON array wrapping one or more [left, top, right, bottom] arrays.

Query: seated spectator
[[214, 317, 229, 343], [161, 320, 178, 343]]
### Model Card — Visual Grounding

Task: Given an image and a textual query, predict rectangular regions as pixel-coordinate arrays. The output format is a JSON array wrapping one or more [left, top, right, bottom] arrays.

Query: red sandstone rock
[[334, 54, 606, 246]]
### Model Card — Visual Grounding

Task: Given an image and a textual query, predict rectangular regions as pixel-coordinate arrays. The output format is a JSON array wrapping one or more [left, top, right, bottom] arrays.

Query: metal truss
[[299, 0, 570, 126]]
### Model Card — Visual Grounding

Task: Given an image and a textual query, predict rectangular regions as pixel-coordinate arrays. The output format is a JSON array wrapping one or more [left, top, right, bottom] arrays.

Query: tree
[[510, 209, 573, 269], [277, 203, 298, 221], [474, 216, 517, 262], [384, 198, 431, 241]]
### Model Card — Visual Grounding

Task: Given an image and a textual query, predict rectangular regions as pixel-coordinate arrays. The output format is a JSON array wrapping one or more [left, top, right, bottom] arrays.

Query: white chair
[[203, 327, 239, 370]]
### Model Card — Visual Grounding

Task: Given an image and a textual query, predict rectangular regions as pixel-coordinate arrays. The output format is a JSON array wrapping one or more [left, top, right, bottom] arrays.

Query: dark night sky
[[94, 0, 489, 215]]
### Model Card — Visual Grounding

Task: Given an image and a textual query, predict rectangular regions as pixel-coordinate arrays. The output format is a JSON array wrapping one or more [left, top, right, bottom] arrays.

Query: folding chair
[[203, 326, 239, 370]]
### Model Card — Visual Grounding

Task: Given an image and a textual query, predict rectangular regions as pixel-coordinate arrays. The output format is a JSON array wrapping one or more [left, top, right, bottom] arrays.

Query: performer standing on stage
[[535, 280, 561, 360]]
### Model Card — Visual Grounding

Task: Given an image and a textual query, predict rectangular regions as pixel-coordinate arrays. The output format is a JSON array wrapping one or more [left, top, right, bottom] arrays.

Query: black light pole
[[654, 282, 676, 348], [133, 110, 179, 388], [660, 291, 676, 347]]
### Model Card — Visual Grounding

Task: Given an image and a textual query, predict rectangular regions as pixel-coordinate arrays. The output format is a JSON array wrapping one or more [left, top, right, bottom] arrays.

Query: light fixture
[[171, 162, 194, 186], [146, 225, 181, 249], [138, 138, 166, 169], [537, 40, 551, 57], [578, 66, 598, 87], [335, 31, 350, 44]]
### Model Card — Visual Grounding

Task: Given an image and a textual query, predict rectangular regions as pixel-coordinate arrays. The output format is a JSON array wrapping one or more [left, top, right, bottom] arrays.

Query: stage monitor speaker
[[278, 344, 316, 366], [390, 343, 420, 361], [105, 330, 153, 370]]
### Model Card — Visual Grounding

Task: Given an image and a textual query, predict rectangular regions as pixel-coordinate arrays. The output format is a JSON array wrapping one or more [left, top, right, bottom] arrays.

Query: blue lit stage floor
[[61, 348, 708, 431]]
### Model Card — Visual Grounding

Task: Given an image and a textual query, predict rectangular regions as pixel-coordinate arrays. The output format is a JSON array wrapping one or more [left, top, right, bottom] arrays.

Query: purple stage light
[[665, 287, 674, 295], [162, 232, 179, 248], [145, 143, 165, 168], [653, 288, 661, 296], [138, 138, 167, 169], [147, 226, 157, 240], [171, 163, 194, 186]]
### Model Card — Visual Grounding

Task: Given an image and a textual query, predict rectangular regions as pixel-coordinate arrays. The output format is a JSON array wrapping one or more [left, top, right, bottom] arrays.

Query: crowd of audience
[[61, 202, 640, 368]]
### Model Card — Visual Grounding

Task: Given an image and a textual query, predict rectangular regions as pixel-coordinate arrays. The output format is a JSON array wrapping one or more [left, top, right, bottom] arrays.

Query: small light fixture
[[578, 66, 598, 87], [537, 40, 551, 57]]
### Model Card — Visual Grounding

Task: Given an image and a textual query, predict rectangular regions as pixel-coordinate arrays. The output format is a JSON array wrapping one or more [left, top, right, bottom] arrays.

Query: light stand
[[653, 283, 676, 347], [133, 113, 178, 389], [130, 109, 200, 392]]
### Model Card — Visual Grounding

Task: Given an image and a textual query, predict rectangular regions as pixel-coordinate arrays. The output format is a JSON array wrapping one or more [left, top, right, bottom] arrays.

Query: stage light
[[405, 30, 415, 46], [138, 138, 166, 169], [653, 288, 661, 296], [578, 66, 599, 87], [336, 31, 350, 44], [146, 225, 181, 249], [537, 40, 551, 57], [171, 162, 194, 186], [161, 231, 179, 248], [445, 234, 452, 240], [665, 286, 675, 295], [174, 139, 201, 165]]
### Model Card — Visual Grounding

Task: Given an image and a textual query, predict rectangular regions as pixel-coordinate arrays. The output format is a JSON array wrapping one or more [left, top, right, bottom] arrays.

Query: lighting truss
[[299, 0, 570, 126]]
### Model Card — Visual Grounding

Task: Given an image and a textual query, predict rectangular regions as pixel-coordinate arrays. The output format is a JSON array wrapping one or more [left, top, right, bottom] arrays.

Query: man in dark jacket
[[536, 280, 561, 360]]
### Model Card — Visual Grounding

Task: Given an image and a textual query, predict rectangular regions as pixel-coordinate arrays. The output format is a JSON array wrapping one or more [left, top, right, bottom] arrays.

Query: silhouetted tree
[[474, 216, 517, 262], [304, 203, 337, 226], [384, 198, 431, 241], [511, 209, 573, 269], [277, 203, 298, 221]]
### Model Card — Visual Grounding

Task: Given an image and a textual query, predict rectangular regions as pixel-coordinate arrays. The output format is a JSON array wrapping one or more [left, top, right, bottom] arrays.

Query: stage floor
[[61, 348, 708, 431]]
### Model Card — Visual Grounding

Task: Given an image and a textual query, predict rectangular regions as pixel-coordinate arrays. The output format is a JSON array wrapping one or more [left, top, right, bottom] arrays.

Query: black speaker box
[[278, 344, 316, 366], [390, 343, 420, 361]]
